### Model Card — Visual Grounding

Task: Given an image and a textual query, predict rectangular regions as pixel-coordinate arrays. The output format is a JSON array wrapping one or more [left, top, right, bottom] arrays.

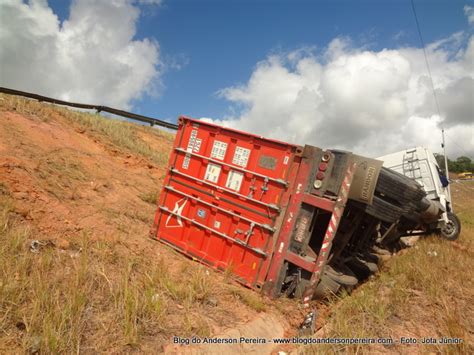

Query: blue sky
[[1, 0, 472, 157], [47, 0, 471, 121]]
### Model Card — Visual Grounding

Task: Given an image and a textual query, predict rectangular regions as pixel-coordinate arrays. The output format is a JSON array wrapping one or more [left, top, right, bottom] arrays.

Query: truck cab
[[377, 147, 461, 240]]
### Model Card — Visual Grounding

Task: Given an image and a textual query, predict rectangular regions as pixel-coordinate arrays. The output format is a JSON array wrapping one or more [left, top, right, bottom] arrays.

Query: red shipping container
[[153, 116, 302, 288], [153, 115, 361, 306]]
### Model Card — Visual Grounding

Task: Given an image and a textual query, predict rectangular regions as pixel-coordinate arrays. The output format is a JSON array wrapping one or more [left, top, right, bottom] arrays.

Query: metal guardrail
[[0, 87, 178, 130]]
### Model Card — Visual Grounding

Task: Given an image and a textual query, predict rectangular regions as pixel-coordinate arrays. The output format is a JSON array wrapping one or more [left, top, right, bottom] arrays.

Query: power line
[[410, 0, 456, 203], [410, 0, 442, 119], [409, 2, 472, 159]]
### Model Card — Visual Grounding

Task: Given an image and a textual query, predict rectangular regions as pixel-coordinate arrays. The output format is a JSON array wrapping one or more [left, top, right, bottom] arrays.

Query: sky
[[0, 0, 472, 159]]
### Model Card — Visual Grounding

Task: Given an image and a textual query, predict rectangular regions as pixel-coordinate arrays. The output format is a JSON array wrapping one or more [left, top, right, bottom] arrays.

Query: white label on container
[[225, 170, 244, 192], [193, 139, 202, 153], [214, 220, 221, 229], [210, 140, 228, 160], [204, 163, 221, 183], [283, 156, 289, 165], [182, 153, 191, 169], [165, 198, 187, 228], [232, 146, 251, 168], [186, 129, 198, 152]]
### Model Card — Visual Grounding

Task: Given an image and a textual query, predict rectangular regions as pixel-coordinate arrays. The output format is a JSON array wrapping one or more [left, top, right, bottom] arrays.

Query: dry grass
[[0, 192, 259, 352], [0, 94, 294, 352], [34, 150, 89, 200], [230, 288, 267, 313], [0, 199, 158, 352], [304, 180, 474, 354], [0, 94, 174, 165], [139, 191, 158, 205], [0, 193, 274, 352], [0, 182, 9, 196]]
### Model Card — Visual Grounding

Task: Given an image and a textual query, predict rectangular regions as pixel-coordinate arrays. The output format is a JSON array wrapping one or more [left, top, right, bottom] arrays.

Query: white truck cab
[[378, 147, 460, 240]]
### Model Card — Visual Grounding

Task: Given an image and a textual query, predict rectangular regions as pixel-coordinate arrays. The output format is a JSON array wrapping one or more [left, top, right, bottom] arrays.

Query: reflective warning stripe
[[302, 163, 356, 306]]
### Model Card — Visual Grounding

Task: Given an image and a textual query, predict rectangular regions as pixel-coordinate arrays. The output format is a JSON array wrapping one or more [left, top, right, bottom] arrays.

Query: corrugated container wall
[[153, 117, 302, 288]]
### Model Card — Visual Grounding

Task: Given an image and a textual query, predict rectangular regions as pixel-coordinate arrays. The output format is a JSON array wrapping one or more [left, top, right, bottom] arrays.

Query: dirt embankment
[[1, 110, 157, 246], [0, 95, 304, 353]]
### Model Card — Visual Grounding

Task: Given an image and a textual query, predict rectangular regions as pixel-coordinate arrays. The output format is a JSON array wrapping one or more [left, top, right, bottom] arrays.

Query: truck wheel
[[294, 277, 340, 300], [439, 212, 461, 241], [352, 196, 403, 223], [376, 168, 426, 204], [345, 258, 371, 281], [325, 265, 358, 286], [312, 275, 341, 299], [336, 264, 360, 294]]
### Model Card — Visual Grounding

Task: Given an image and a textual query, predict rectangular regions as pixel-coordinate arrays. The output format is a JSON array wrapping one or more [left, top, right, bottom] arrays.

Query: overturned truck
[[152, 117, 456, 303]]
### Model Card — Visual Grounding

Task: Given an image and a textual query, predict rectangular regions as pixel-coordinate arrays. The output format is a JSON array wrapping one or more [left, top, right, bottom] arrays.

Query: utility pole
[[441, 128, 453, 212]]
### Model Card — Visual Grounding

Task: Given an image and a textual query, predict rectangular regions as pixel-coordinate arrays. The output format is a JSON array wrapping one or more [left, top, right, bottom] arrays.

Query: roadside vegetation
[[0, 191, 273, 353], [139, 191, 159, 205], [0, 94, 174, 165], [0, 95, 276, 353], [305, 180, 474, 354], [434, 153, 474, 174]]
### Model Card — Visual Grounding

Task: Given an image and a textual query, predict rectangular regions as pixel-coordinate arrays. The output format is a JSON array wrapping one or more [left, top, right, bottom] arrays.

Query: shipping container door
[[154, 117, 300, 287]]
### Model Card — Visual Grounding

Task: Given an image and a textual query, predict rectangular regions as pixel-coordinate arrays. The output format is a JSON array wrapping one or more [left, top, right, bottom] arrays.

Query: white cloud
[[137, 0, 162, 4], [465, 5, 474, 25], [214, 33, 474, 158], [0, 0, 162, 109]]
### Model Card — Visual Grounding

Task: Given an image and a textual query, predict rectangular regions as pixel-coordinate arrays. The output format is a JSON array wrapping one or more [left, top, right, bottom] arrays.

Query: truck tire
[[369, 197, 404, 223], [376, 168, 426, 204], [352, 196, 403, 223], [359, 252, 379, 264], [325, 265, 358, 286], [312, 275, 341, 299], [345, 258, 372, 281], [294, 277, 340, 299], [439, 212, 461, 241], [335, 264, 359, 294]]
